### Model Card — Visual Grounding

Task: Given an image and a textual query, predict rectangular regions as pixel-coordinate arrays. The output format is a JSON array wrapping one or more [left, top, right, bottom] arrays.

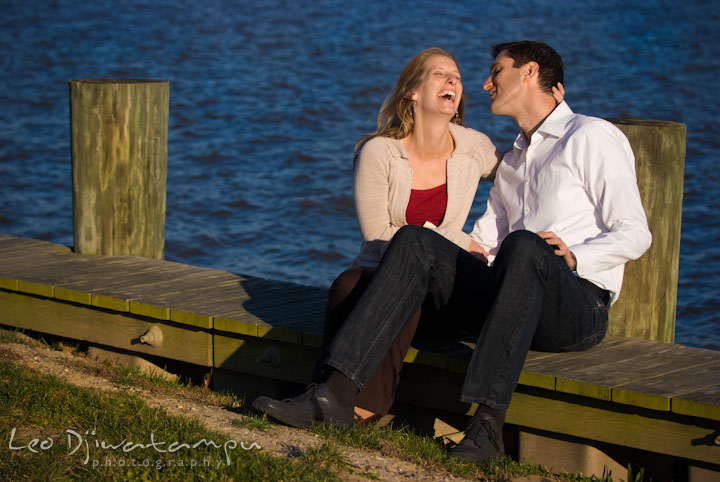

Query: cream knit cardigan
[[352, 122, 501, 267]]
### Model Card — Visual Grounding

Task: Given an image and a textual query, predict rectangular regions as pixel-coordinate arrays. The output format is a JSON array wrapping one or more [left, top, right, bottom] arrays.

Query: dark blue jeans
[[321, 226, 608, 411]]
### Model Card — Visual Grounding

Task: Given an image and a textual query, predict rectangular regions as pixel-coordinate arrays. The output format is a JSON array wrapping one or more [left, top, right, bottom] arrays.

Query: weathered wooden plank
[[128, 277, 247, 321], [215, 305, 326, 343], [213, 331, 318, 383], [0, 237, 70, 254], [611, 360, 720, 412], [81, 265, 196, 295], [16, 280, 54, 298], [673, 382, 720, 422], [92, 267, 233, 302], [168, 285, 252, 314], [0, 290, 212, 366], [0, 278, 19, 291], [507, 388, 720, 465], [522, 337, 665, 373], [526, 339, 676, 400], [516, 338, 643, 392], [555, 345, 719, 409], [555, 344, 717, 406], [54, 286, 92, 305], [0, 253, 84, 281], [216, 302, 327, 344], [167, 283, 256, 328], [2, 257, 101, 295]]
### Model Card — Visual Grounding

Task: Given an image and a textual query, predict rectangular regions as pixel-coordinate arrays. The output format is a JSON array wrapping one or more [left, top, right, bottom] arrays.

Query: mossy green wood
[[213, 332, 318, 383], [70, 79, 169, 259], [0, 290, 212, 367], [507, 390, 720, 465], [608, 119, 686, 343]]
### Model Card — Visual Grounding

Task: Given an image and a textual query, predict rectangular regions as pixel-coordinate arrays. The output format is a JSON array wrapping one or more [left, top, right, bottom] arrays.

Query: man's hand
[[537, 231, 577, 270], [468, 239, 489, 263]]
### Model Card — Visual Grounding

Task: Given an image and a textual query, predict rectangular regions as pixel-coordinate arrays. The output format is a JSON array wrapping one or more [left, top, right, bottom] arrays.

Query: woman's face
[[411, 55, 462, 119]]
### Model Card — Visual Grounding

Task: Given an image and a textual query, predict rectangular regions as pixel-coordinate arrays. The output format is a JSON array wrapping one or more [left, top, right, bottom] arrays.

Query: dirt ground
[[0, 333, 553, 482]]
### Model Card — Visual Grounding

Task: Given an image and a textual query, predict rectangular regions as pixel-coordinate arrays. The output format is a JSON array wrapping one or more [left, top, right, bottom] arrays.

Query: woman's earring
[[411, 101, 417, 118], [455, 110, 459, 119]]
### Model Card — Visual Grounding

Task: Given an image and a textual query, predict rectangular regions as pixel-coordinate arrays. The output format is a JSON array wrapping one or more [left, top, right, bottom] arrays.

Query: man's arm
[[567, 122, 652, 275]]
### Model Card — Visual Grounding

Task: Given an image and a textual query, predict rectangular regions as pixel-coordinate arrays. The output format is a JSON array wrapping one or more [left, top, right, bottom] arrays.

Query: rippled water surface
[[1, 0, 718, 349]]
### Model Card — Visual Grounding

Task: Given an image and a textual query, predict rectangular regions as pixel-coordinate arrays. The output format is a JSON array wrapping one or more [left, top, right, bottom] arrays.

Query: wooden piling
[[70, 79, 169, 259], [607, 119, 686, 343]]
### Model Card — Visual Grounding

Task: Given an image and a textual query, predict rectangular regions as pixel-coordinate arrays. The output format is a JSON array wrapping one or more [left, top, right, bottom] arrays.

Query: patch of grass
[[105, 363, 242, 409], [0, 361, 340, 481], [360, 472, 380, 480], [0, 327, 41, 346], [302, 441, 350, 471], [310, 421, 556, 480], [233, 413, 272, 432]]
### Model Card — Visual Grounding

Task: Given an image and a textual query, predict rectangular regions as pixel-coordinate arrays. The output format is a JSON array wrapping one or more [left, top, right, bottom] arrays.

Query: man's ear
[[523, 61, 540, 84]]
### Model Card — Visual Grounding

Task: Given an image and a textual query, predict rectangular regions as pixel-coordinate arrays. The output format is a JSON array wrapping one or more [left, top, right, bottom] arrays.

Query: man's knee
[[503, 229, 543, 248], [496, 230, 549, 263]]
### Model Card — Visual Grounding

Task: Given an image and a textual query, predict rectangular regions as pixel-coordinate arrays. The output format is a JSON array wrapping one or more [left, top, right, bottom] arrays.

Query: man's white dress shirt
[[470, 102, 652, 303]]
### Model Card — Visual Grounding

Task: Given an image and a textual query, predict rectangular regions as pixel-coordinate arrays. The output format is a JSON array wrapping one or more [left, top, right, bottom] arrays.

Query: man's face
[[483, 51, 524, 116]]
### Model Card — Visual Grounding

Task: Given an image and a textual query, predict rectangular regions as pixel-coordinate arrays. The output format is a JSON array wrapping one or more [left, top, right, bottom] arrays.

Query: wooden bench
[[1, 233, 718, 479]]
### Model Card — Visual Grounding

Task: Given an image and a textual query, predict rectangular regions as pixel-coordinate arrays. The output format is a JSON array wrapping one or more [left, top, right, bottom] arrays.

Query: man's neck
[[515, 94, 558, 141]]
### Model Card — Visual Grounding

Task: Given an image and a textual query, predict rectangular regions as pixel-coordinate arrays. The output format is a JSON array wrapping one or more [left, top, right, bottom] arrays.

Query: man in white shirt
[[254, 41, 651, 464]]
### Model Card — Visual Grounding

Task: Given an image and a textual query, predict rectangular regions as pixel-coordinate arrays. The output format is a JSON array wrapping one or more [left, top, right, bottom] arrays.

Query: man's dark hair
[[491, 41, 563, 94]]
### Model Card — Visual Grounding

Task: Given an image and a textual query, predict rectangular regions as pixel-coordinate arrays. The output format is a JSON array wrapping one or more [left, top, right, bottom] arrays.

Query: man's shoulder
[[564, 112, 625, 141]]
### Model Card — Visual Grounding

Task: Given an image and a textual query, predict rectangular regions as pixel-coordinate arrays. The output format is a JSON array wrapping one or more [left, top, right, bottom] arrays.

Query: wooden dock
[[1, 234, 718, 479]]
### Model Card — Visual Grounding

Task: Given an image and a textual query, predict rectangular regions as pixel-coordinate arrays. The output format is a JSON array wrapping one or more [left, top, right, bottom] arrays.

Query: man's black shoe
[[450, 412, 504, 463], [252, 383, 353, 429]]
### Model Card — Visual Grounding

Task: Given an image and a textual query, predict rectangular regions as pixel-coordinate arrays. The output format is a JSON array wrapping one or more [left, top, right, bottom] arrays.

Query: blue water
[[1, 0, 718, 350]]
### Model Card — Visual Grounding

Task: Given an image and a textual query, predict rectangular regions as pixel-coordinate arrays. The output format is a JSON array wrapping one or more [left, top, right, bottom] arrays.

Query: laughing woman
[[317, 47, 563, 424]]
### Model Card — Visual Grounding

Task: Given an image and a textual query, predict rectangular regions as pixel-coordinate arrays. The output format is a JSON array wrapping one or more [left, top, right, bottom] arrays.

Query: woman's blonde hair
[[353, 47, 465, 165]]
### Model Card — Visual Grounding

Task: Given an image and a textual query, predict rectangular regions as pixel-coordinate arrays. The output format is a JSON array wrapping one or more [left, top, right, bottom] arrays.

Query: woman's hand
[[552, 82, 565, 104], [468, 239, 489, 263]]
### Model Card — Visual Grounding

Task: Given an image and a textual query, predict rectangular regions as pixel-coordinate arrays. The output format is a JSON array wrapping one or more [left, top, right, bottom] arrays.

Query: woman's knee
[[393, 225, 427, 244]]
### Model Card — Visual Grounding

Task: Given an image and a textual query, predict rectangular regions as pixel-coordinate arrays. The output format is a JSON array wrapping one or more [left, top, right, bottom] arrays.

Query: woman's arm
[[354, 138, 402, 242]]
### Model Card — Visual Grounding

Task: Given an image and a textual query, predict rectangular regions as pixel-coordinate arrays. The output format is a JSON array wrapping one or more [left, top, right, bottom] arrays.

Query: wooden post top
[[607, 117, 686, 128], [70, 79, 169, 85]]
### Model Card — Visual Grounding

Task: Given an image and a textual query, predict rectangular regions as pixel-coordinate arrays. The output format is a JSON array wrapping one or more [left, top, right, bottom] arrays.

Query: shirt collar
[[537, 101, 573, 138], [513, 101, 574, 149]]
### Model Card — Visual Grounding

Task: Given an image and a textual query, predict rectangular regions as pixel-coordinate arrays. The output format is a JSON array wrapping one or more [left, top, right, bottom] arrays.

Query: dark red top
[[405, 183, 447, 227]]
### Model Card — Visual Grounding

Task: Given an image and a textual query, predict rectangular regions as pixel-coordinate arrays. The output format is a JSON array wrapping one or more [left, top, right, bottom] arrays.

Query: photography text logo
[[8, 427, 261, 467]]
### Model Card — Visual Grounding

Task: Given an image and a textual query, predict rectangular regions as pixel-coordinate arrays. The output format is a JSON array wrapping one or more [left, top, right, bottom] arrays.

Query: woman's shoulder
[[357, 135, 404, 162], [449, 123, 494, 150], [449, 124, 500, 178]]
